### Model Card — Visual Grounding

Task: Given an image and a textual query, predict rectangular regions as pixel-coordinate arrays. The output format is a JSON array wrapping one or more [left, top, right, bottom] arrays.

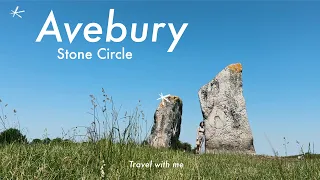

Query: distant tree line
[[0, 128, 27, 144], [30, 137, 73, 144], [0, 128, 72, 145], [0, 128, 196, 154], [173, 140, 192, 152]]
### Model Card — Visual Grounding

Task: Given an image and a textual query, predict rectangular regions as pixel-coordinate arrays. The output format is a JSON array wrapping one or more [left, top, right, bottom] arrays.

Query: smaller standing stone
[[148, 96, 183, 148]]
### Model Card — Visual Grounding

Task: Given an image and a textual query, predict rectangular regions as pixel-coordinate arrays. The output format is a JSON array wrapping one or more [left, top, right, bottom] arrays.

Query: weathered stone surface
[[148, 96, 182, 148], [198, 63, 255, 154]]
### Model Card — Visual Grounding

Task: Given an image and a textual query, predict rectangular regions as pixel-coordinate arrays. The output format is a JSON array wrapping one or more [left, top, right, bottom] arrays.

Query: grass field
[[1, 141, 320, 179], [1, 94, 319, 179]]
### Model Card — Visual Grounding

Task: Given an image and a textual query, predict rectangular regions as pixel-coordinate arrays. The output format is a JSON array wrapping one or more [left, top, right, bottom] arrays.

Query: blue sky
[[0, 1, 319, 155]]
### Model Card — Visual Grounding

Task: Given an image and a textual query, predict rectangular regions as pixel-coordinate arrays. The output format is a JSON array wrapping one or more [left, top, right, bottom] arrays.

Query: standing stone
[[148, 96, 183, 148], [198, 63, 255, 154]]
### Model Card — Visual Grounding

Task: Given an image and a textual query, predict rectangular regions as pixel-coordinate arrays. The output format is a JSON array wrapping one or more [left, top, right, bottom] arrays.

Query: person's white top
[[198, 126, 205, 136]]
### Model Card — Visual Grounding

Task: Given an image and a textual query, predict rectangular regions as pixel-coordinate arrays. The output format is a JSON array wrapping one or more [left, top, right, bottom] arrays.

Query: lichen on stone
[[228, 63, 242, 73], [159, 101, 165, 108], [169, 96, 182, 102]]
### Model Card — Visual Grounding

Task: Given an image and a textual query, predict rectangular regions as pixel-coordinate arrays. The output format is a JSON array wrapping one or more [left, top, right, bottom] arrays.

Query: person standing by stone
[[196, 121, 205, 154]]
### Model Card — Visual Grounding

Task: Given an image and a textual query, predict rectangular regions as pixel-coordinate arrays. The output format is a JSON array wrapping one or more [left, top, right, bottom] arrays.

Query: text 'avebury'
[[35, 9, 188, 52]]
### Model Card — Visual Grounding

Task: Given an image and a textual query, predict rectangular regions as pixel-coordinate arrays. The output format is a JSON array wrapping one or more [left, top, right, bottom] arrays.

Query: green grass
[[1, 94, 319, 179], [1, 142, 320, 179]]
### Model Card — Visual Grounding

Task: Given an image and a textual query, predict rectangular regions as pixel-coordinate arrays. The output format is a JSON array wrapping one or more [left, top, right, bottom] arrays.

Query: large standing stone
[[148, 96, 182, 148], [198, 63, 255, 154]]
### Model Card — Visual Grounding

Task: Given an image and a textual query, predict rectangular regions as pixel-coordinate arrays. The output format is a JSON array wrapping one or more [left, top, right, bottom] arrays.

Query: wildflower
[[100, 160, 106, 179], [298, 155, 304, 160]]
